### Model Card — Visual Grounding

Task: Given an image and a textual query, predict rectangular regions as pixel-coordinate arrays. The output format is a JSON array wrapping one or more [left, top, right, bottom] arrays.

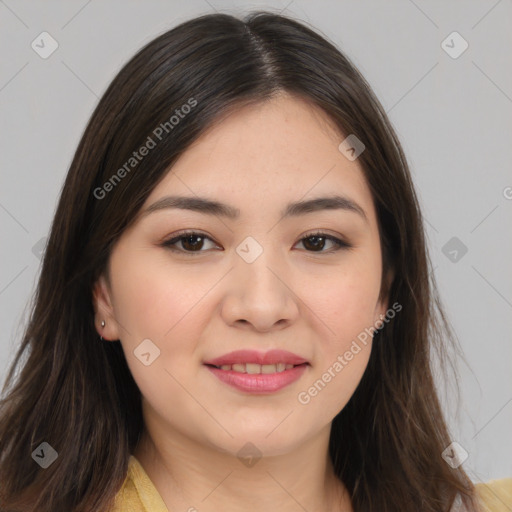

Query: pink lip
[[203, 350, 309, 394], [204, 349, 308, 367], [206, 364, 308, 394]]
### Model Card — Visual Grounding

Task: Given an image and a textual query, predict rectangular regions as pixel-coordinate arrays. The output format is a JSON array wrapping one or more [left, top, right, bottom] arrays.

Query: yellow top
[[110, 455, 512, 511]]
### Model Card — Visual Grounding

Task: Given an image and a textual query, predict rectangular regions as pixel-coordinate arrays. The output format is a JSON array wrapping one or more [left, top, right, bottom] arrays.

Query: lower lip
[[205, 364, 308, 394]]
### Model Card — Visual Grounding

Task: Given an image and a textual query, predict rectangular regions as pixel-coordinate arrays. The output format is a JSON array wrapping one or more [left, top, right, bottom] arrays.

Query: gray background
[[1, 0, 511, 483]]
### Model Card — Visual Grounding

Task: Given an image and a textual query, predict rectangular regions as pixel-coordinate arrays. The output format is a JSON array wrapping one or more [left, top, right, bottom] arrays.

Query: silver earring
[[100, 320, 105, 340]]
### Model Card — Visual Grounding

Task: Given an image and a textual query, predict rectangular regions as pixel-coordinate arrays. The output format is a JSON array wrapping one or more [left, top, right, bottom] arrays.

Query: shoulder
[[474, 478, 512, 511], [111, 465, 512, 512], [109, 455, 169, 512]]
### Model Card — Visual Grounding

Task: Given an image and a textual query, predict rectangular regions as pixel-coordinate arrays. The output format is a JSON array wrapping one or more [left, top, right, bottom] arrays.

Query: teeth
[[246, 363, 261, 374], [261, 364, 276, 374], [215, 363, 301, 373]]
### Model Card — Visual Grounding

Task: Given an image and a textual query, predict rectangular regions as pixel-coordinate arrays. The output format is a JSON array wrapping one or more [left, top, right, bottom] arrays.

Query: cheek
[[298, 255, 382, 347], [110, 251, 214, 418], [292, 256, 380, 413], [109, 247, 215, 343], [293, 281, 376, 422], [108, 248, 220, 400]]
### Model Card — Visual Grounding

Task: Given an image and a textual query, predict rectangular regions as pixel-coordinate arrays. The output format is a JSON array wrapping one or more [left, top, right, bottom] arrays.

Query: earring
[[100, 320, 105, 340]]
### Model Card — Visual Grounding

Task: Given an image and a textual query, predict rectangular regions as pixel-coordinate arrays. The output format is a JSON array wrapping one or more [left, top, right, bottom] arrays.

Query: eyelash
[[161, 230, 352, 255]]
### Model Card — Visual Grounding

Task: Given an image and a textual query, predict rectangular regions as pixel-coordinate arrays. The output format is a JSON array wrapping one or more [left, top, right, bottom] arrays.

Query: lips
[[203, 350, 309, 394], [204, 349, 309, 367]]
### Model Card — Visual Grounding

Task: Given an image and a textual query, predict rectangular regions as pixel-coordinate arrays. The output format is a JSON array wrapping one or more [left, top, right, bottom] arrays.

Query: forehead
[[144, 93, 377, 227]]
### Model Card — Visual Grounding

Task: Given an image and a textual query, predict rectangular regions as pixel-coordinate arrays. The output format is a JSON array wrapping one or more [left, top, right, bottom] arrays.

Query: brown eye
[[180, 234, 206, 251], [162, 231, 217, 254], [162, 230, 351, 255], [296, 232, 351, 253]]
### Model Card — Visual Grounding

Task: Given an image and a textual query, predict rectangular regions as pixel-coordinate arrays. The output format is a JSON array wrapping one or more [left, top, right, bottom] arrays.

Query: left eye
[[161, 231, 351, 254], [296, 232, 351, 252]]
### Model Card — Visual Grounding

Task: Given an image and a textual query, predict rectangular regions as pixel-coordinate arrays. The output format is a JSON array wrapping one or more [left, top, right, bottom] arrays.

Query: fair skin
[[93, 92, 392, 512]]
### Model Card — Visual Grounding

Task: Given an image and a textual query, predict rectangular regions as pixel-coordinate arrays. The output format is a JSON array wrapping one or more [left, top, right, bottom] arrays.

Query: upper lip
[[204, 349, 309, 367]]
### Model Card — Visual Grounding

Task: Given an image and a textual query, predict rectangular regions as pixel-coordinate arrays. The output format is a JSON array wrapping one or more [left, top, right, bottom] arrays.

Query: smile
[[204, 362, 309, 394], [209, 362, 299, 373], [203, 349, 310, 393]]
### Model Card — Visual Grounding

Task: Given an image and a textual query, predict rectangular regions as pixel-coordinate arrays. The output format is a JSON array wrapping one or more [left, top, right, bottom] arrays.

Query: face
[[93, 93, 392, 458]]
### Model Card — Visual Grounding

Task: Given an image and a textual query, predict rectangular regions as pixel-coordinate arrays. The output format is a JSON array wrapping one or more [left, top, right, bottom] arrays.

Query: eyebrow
[[141, 194, 368, 223]]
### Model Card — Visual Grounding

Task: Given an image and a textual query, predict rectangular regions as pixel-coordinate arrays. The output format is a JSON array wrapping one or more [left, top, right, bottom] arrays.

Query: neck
[[133, 421, 352, 512]]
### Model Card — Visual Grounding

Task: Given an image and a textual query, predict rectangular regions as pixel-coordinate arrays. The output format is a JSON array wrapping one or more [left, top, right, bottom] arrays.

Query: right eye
[[161, 231, 219, 254]]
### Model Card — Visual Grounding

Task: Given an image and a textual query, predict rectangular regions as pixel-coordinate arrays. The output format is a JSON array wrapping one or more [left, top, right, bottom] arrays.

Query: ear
[[92, 274, 121, 341]]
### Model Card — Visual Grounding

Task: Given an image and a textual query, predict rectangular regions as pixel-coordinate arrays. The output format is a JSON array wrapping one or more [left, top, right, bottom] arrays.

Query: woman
[[0, 10, 510, 512]]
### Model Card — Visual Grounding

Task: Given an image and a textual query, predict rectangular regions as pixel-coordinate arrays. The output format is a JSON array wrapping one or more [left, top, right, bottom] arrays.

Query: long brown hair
[[0, 11, 481, 512]]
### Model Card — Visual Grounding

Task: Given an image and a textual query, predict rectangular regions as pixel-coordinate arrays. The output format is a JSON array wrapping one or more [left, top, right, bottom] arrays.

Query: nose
[[220, 247, 300, 333]]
